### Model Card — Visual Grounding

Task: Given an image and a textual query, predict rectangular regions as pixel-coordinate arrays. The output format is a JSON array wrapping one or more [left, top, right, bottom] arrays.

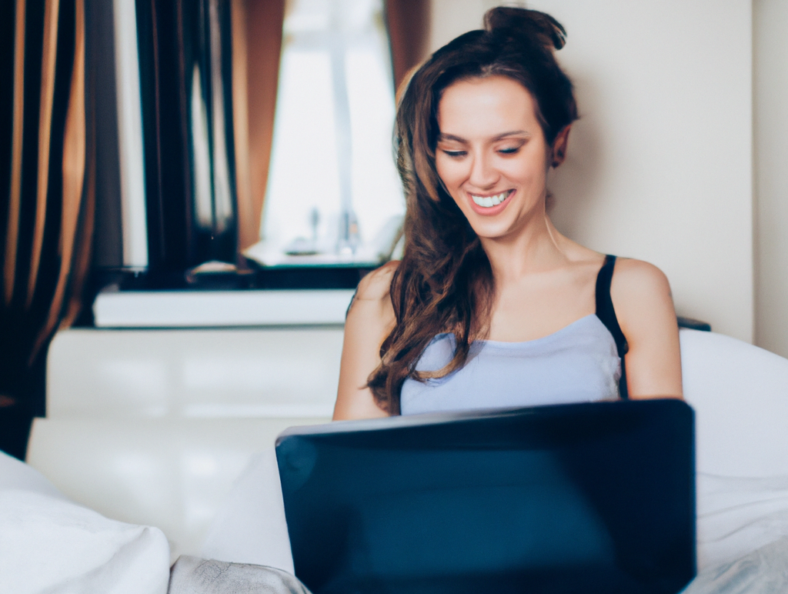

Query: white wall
[[430, 0, 754, 343], [754, 0, 788, 358]]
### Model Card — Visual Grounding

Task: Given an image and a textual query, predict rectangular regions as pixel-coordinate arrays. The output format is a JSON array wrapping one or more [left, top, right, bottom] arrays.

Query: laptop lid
[[276, 399, 695, 594]]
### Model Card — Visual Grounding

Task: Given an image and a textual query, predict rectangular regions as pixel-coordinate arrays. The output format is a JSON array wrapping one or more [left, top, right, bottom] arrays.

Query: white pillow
[[681, 330, 788, 571], [680, 329, 788, 477], [0, 452, 170, 594]]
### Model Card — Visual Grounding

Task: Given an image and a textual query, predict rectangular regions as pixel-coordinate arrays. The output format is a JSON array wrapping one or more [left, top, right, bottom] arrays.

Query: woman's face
[[435, 75, 564, 240]]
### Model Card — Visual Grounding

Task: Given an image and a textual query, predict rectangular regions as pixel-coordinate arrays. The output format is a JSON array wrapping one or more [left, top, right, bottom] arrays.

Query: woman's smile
[[468, 189, 515, 215]]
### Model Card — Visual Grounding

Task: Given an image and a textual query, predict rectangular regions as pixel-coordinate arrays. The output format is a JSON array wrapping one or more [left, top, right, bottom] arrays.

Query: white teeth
[[471, 190, 511, 208]]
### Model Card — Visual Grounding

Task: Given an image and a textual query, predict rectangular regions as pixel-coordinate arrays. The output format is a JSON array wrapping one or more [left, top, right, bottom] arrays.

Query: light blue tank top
[[400, 314, 622, 415]]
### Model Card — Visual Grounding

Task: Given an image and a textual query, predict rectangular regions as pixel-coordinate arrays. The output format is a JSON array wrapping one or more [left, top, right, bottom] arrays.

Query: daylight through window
[[253, 0, 405, 266]]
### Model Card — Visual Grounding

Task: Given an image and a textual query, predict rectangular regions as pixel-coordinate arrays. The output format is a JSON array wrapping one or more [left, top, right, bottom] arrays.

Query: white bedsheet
[[696, 473, 788, 571], [200, 450, 294, 573], [0, 451, 170, 594], [684, 536, 788, 593]]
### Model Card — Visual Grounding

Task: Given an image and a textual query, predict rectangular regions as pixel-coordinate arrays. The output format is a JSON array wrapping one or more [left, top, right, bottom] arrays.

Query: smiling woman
[[334, 6, 683, 420]]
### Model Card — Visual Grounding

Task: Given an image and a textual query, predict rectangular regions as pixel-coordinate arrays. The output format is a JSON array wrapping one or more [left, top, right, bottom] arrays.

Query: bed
[[3, 328, 788, 592]]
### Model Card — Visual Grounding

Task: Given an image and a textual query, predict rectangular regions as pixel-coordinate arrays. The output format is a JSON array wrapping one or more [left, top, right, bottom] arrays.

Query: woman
[[334, 6, 682, 421]]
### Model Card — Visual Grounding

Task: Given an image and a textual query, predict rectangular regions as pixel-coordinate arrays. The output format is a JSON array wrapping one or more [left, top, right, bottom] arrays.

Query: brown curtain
[[0, 0, 93, 459], [232, 0, 286, 253], [385, 0, 431, 94]]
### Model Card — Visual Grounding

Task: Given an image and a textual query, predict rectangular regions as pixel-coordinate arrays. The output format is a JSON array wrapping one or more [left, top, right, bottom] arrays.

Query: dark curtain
[[136, 0, 240, 272], [131, 0, 285, 271], [385, 0, 431, 94], [0, 0, 93, 460]]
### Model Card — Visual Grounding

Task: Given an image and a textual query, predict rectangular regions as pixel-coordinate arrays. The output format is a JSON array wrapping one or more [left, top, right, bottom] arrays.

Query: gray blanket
[[168, 556, 312, 594], [683, 537, 788, 594], [170, 538, 788, 594]]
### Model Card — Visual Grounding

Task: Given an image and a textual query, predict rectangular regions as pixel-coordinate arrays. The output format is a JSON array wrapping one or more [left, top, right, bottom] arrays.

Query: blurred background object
[[0, 0, 430, 459]]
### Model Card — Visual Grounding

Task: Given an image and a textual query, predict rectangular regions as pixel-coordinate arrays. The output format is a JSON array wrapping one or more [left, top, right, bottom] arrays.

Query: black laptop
[[276, 399, 695, 594]]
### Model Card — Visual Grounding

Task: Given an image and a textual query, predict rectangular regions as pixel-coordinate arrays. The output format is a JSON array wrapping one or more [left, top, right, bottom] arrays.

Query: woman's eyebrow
[[492, 130, 529, 140], [437, 133, 467, 143], [437, 130, 530, 143]]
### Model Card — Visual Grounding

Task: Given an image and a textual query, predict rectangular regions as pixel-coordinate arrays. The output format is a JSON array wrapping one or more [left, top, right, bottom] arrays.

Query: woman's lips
[[467, 189, 514, 216]]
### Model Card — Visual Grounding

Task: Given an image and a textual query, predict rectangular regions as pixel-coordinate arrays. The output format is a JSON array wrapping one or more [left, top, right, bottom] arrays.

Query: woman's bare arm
[[333, 261, 399, 420], [611, 259, 683, 399]]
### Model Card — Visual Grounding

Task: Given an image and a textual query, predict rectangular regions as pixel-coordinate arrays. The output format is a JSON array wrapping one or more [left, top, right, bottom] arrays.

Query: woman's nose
[[468, 154, 498, 189]]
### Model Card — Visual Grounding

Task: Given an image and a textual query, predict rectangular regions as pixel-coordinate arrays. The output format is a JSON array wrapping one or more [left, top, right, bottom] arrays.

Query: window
[[249, 0, 405, 266]]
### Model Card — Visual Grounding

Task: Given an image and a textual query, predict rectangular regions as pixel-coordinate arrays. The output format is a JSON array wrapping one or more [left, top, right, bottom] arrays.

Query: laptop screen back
[[276, 399, 695, 594]]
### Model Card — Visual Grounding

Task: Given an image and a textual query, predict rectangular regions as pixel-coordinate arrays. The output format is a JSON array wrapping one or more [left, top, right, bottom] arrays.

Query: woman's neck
[[479, 210, 569, 285]]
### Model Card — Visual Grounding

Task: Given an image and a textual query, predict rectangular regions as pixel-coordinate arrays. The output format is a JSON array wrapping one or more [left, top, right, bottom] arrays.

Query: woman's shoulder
[[611, 257, 672, 298], [355, 260, 400, 302], [609, 256, 675, 329], [608, 256, 683, 399], [336, 261, 400, 421], [347, 260, 399, 324]]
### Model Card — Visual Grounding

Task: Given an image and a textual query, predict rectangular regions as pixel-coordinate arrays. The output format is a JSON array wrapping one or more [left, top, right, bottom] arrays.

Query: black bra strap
[[595, 255, 629, 399]]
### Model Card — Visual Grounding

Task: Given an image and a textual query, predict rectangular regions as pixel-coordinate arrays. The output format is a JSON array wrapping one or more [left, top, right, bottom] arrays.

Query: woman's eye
[[442, 150, 467, 158], [498, 147, 520, 155]]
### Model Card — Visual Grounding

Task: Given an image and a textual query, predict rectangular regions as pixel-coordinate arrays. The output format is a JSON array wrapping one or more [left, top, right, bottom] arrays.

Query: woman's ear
[[550, 125, 571, 168]]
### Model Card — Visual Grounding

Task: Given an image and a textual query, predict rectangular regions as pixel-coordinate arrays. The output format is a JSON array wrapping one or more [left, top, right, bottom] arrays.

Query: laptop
[[276, 399, 695, 594]]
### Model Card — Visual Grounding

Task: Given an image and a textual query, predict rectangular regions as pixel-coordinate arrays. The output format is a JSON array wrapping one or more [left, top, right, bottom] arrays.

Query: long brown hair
[[368, 7, 579, 413]]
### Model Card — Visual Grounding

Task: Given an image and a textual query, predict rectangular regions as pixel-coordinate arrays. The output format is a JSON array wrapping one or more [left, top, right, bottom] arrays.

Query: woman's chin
[[469, 221, 518, 241]]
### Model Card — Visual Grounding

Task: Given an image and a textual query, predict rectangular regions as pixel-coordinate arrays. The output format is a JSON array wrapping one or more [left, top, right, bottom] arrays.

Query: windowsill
[[86, 266, 373, 329], [93, 287, 356, 328]]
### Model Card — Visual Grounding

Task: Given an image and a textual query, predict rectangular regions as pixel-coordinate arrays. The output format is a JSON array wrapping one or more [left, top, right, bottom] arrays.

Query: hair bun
[[484, 7, 567, 51]]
